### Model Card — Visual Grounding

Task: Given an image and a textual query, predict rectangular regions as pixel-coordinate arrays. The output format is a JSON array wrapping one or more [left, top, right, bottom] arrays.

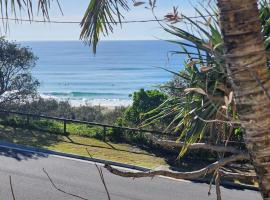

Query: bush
[[1, 89, 172, 146], [4, 97, 126, 125], [108, 118, 125, 142], [67, 123, 103, 138], [31, 119, 63, 133], [124, 89, 168, 126]]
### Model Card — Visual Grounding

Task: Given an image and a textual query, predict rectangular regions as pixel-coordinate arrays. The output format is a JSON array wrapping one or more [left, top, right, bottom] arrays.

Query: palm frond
[[0, 0, 61, 20], [80, 0, 129, 53]]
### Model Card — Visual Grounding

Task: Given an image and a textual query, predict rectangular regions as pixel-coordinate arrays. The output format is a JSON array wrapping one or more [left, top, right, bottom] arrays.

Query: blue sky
[[5, 0, 202, 41]]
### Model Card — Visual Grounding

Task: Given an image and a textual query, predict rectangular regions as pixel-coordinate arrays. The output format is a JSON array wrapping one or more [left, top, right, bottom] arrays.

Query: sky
[[3, 0, 203, 41]]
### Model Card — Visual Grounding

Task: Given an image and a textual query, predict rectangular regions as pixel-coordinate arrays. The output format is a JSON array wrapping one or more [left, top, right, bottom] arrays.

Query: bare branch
[[86, 148, 111, 200], [43, 168, 89, 200], [197, 116, 241, 125], [9, 176, 16, 200], [219, 169, 257, 181], [104, 153, 250, 180], [152, 137, 245, 154], [208, 173, 215, 196], [215, 172, 222, 200]]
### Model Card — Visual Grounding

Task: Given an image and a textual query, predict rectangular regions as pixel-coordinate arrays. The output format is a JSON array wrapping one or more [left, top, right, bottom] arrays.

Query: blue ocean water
[[21, 40, 184, 105]]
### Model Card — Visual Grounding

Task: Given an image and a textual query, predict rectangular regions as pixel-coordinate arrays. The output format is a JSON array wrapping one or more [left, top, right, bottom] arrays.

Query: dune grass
[[0, 125, 168, 168]]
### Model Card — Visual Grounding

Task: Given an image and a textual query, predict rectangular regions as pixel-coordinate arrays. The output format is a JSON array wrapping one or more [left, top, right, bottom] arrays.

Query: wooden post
[[139, 130, 143, 139], [121, 128, 125, 139], [63, 120, 67, 135], [132, 130, 135, 139], [26, 116, 30, 126], [103, 126, 106, 141]]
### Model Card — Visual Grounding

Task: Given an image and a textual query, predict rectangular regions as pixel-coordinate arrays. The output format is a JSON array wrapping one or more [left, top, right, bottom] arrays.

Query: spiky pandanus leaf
[[142, 2, 270, 156], [141, 4, 235, 156]]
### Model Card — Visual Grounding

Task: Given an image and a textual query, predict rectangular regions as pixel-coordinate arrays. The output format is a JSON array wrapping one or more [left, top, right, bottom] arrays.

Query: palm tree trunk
[[217, 0, 270, 199]]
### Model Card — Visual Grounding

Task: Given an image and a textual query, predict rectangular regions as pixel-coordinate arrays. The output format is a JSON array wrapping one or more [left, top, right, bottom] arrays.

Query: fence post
[[26, 116, 30, 126], [63, 120, 67, 135], [103, 126, 106, 141], [139, 129, 143, 139]]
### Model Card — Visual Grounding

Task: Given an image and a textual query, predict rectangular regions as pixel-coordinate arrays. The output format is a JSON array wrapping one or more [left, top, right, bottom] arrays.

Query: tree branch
[[9, 175, 16, 200], [215, 171, 222, 200], [219, 169, 257, 181], [86, 148, 111, 200], [104, 153, 250, 180], [152, 138, 245, 154], [43, 168, 89, 200]]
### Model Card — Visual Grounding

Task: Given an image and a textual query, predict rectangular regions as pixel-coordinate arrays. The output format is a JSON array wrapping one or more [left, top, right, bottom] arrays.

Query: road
[[0, 145, 261, 200]]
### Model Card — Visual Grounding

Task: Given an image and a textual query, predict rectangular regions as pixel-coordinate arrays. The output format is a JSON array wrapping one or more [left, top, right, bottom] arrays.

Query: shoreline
[[39, 94, 132, 109], [69, 98, 132, 108]]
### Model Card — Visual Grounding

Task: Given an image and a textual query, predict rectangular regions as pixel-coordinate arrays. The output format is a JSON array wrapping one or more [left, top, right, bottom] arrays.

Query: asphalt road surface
[[0, 146, 261, 200]]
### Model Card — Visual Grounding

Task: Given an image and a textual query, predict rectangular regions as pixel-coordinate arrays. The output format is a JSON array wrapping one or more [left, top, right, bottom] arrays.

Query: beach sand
[[40, 94, 132, 109], [69, 98, 132, 108]]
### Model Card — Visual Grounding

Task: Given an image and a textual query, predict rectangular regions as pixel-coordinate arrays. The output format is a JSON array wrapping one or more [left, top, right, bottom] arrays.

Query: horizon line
[[16, 39, 165, 42]]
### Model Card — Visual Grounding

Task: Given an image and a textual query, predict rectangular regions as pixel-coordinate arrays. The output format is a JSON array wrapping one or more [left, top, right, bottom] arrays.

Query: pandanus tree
[[1, 0, 270, 199]]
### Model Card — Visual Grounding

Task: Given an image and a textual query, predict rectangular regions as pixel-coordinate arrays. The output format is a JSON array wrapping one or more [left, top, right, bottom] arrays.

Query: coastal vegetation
[[74, 0, 270, 199], [0, 38, 39, 105], [0, 0, 270, 199], [0, 88, 172, 143]]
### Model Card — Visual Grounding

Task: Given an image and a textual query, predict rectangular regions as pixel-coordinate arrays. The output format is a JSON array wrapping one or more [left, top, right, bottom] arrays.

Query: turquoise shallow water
[[21, 40, 184, 105]]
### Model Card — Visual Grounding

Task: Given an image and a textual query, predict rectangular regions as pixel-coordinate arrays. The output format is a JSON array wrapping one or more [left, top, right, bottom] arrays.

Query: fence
[[0, 110, 170, 141], [0, 109, 246, 147]]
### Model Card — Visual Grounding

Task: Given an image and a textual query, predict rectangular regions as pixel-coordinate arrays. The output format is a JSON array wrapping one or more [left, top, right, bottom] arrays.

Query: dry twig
[[9, 176, 16, 200], [43, 168, 89, 200], [152, 137, 245, 154], [86, 148, 111, 200]]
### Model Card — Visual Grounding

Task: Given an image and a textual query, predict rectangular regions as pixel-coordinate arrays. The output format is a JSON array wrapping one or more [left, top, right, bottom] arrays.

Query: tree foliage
[[143, 1, 270, 156], [124, 89, 167, 126], [0, 38, 39, 105]]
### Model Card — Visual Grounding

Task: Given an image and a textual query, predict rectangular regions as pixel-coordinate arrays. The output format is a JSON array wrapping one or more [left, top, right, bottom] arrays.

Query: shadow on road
[[0, 125, 58, 161], [0, 146, 48, 161]]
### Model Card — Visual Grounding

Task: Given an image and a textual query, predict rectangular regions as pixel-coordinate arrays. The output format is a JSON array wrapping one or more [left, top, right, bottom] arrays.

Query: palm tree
[[217, 0, 270, 198]]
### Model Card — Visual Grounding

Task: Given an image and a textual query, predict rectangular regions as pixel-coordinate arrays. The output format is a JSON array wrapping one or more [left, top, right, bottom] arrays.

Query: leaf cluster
[[144, 2, 270, 156], [0, 38, 39, 104], [142, 4, 236, 156]]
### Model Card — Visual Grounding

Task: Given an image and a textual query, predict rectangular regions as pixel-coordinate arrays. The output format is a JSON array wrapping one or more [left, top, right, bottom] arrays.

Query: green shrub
[[31, 119, 63, 133], [67, 123, 103, 138], [4, 98, 126, 125], [124, 89, 168, 126], [107, 118, 125, 142]]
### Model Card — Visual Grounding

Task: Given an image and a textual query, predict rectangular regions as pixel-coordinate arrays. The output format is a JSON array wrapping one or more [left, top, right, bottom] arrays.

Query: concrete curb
[[0, 141, 259, 192], [0, 141, 149, 171]]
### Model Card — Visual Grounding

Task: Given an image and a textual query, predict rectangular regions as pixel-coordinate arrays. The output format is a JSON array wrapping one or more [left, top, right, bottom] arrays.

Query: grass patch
[[0, 125, 168, 168], [0, 116, 115, 140]]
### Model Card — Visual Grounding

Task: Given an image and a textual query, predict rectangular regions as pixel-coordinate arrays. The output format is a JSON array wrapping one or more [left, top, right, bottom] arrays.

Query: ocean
[[21, 40, 184, 107]]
